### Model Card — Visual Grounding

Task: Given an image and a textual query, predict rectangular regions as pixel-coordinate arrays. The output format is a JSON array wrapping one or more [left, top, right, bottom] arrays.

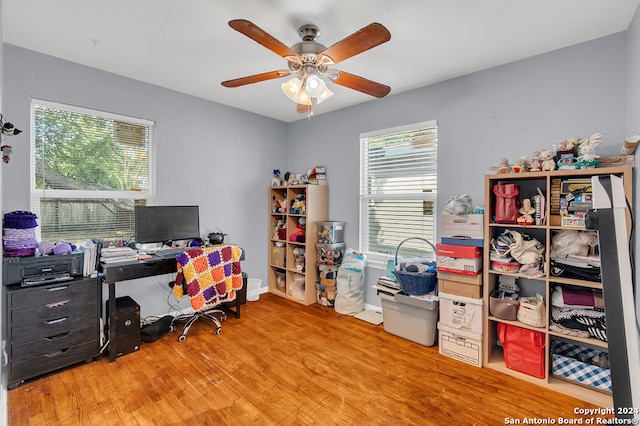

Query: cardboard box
[[437, 271, 483, 285], [271, 245, 285, 267], [441, 237, 484, 247], [438, 322, 483, 367], [440, 213, 484, 240], [439, 278, 482, 299], [436, 255, 482, 275], [438, 292, 483, 334], [436, 243, 482, 259]]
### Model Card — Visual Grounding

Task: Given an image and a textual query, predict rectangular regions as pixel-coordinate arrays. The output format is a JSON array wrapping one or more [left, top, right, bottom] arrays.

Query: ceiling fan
[[221, 19, 391, 116]]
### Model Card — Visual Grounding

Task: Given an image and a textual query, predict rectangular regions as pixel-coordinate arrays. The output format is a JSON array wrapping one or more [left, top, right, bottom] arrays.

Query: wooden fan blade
[[297, 103, 311, 114], [229, 19, 299, 59], [332, 71, 390, 98], [318, 23, 391, 66], [221, 70, 291, 87]]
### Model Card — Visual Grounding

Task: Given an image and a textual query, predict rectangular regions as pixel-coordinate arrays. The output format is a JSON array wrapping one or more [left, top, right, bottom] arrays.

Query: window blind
[[360, 120, 438, 261], [31, 99, 154, 243]]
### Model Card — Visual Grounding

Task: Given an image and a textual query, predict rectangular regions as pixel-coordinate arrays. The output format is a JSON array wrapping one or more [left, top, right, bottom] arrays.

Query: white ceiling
[[3, 0, 639, 123]]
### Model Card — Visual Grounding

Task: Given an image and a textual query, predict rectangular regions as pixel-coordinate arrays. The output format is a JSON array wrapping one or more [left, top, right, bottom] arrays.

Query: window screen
[[31, 99, 154, 243], [359, 120, 438, 263]]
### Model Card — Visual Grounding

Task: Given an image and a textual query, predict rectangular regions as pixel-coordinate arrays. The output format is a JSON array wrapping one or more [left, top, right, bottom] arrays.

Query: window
[[31, 99, 154, 244], [359, 120, 438, 264]]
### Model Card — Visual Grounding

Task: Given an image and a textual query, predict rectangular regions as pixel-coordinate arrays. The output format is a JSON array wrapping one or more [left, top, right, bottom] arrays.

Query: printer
[[3, 252, 84, 286]]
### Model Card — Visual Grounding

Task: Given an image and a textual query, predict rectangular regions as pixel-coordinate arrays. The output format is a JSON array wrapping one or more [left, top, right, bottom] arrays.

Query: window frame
[[30, 98, 156, 243], [359, 120, 438, 266]]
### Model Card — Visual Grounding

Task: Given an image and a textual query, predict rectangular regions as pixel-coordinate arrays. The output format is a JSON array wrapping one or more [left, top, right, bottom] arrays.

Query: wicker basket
[[392, 237, 437, 295]]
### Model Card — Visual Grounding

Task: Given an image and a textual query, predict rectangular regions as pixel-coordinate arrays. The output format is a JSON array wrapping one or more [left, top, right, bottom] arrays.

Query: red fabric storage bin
[[497, 323, 546, 379]]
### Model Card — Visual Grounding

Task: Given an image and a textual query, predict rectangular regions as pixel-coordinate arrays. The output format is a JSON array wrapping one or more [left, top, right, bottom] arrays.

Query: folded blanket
[[173, 245, 243, 310], [551, 286, 604, 310], [551, 306, 607, 342]]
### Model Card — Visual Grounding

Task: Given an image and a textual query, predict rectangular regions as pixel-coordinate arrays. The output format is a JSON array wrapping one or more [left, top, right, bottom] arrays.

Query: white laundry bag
[[334, 249, 367, 315]]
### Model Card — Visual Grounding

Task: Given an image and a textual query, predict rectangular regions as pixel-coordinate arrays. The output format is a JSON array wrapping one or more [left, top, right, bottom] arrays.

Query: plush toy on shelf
[[529, 151, 542, 172], [540, 150, 556, 171], [271, 169, 282, 186], [517, 199, 536, 226], [289, 217, 306, 243], [577, 132, 602, 169], [293, 247, 305, 272]]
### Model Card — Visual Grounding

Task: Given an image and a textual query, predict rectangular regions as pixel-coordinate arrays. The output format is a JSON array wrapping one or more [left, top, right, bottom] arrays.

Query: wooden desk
[[101, 256, 245, 362]]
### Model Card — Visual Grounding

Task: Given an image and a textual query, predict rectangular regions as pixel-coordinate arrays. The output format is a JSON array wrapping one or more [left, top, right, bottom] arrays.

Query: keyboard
[[154, 247, 192, 259]]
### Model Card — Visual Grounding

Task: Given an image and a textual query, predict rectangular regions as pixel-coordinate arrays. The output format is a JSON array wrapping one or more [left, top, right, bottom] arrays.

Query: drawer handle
[[45, 316, 69, 325], [48, 286, 69, 292], [46, 300, 70, 308], [44, 348, 70, 358], [46, 332, 71, 341]]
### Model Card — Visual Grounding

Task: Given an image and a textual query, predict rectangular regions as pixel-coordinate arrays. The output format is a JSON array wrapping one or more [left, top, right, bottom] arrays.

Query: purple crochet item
[[39, 241, 55, 255], [53, 242, 73, 255], [3, 211, 38, 229], [3, 227, 36, 240], [3, 247, 36, 257], [3, 238, 38, 249]]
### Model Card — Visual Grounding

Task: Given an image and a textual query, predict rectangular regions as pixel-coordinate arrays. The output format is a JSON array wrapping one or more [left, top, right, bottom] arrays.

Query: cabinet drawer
[[10, 340, 98, 385], [11, 299, 97, 327], [10, 312, 98, 345], [11, 327, 98, 362], [10, 280, 96, 309]]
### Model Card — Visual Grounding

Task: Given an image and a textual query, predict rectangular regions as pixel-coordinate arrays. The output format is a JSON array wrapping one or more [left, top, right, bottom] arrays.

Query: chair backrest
[[175, 245, 243, 310]]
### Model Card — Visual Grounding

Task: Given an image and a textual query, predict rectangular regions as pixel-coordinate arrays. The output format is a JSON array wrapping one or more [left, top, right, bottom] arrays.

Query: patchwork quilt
[[173, 245, 243, 310]]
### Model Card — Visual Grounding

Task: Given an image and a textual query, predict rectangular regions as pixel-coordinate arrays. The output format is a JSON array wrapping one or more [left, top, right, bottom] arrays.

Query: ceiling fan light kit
[[222, 19, 391, 118]]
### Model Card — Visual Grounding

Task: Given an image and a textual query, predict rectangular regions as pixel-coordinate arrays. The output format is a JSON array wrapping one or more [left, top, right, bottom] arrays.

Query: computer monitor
[[134, 205, 200, 244]]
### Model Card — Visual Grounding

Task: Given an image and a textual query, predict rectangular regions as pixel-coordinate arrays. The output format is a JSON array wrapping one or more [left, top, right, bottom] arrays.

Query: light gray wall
[[1, 44, 287, 317], [0, 31, 632, 313], [287, 33, 628, 305]]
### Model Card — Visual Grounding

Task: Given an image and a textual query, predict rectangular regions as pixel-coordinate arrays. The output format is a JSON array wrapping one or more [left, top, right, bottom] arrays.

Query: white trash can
[[247, 278, 262, 302]]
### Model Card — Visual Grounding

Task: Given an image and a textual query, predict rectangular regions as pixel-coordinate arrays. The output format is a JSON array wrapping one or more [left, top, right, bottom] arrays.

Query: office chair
[[170, 245, 243, 342]]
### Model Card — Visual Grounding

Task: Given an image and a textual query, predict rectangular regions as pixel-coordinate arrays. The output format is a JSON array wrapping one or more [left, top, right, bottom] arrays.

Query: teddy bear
[[540, 150, 556, 171]]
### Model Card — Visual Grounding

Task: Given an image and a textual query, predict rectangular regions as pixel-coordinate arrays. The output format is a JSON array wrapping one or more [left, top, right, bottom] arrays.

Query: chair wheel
[[169, 325, 175, 332], [221, 314, 227, 322], [178, 335, 186, 342], [214, 328, 222, 335]]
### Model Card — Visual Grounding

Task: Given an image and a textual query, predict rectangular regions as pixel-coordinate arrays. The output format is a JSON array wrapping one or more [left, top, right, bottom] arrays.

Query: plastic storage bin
[[379, 292, 438, 346], [316, 243, 346, 265], [316, 221, 346, 243], [316, 283, 337, 307]]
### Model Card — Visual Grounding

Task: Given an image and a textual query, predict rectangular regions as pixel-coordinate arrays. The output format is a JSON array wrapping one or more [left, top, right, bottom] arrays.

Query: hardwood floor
[[8, 293, 608, 425]]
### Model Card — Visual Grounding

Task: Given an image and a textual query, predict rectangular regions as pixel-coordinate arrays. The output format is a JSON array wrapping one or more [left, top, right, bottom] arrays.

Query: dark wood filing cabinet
[[6, 277, 101, 388]]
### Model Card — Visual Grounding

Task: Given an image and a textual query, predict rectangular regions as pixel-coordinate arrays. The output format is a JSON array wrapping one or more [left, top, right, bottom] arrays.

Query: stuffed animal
[[578, 132, 602, 169], [512, 157, 529, 173], [293, 247, 305, 271], [1, 145, 12, 163], [271, 169, 282, 187], [517, 199, 535, 225], [497, 158, 511, 174], [529, 151, 542, 172], [272, 196, 287, 213], [540, 150, 556, 171], [289, 193, 306, 214]]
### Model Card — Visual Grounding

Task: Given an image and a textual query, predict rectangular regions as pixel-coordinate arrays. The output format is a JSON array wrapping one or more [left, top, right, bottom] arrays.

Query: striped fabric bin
[[551, 341, 611, 393]]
